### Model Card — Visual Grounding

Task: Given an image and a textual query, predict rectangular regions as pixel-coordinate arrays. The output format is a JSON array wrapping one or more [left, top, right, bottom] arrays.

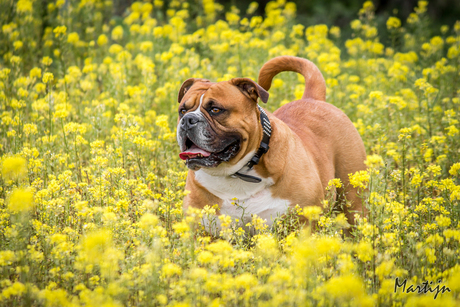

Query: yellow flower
[[302, 206, 322, 220], [1, 282, 26, 299], [349, 170, 369, 189], [161, 263, 182, 277], [361, 1, 374, 12], [449, 163, 460, 176], [67, 32, 79, 44], [355, 241, 374, 262], [225, 12, 239, 25], [267, 268, 293, 286], [42, 72, 54, 84], [29, 67, 42, 79], [0, 250, 15, 266], [327, 178, 342, 189], [435, 215, 451, 228], [139, 41, 153, 52], [41, 56, 53, 66], [398, 127, 412, 140], [407, 12, 419, 24], [155, 115, 170, 131], [156, 294, 167, 305], [369, 91, 383, 100], [272, 30, 285, 42], [365, 26, 378, 38], [386, 17, 401, 29], [2, 156, 27, 180], [427, 164, 441, 177], [7, 188, 34, 213], [235, 273, 257, 290], [247, 2, 258, 14], [446, 125, 459, 137], [322, 275, 370, 303], [416, 1, 428, 14], [365, 154, 384, 168], [375, 260, 394, 280], [197, 251, 214, 264], [97, 34, 108, 46], [248, 214, 268, 232], [23, 123, 38, 136], [139, 213, 159, 230], [13, 41, 23, 50], [330, 26, 340, 38], [172, 221, 190, 234], [108, 44, 123, 54], [77, 230, 123, 278], [10, 56, 21, 65], [350, 19, 362, 30], [53, 25, 67, 37], [250, 16, 262, 28], [218, 214, 232, 228], [111, 25, 124, 40], [255, 234, 278, 259], [16, 0, 32, 12], [189, 268, 207, 280]]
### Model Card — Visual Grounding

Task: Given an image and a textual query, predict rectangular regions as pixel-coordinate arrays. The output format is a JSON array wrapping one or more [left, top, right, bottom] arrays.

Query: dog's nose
[[181, 114, 201, 129]]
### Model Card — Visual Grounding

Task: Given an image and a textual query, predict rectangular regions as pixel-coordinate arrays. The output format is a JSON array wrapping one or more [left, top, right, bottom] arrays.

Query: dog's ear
[[178, 78, 196, 103], [178, 78, 211, 103], [231, 78, 269, 104]]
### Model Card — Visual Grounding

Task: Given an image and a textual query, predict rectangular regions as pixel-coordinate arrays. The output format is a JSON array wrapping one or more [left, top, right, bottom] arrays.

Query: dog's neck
[[230, 106, 271, 183], [198, 106, 297, 185], [193, 112, 290, 202]]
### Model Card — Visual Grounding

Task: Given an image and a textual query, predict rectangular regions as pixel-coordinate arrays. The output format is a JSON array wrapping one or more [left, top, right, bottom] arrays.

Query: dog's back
[[258, 56, 367, 226]]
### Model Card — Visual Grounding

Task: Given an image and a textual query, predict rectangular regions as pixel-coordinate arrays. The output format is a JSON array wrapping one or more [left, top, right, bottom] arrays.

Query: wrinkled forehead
[[179, 81, 244, 107], [179, 81, 214, 107], [205, 82, 243, 101]]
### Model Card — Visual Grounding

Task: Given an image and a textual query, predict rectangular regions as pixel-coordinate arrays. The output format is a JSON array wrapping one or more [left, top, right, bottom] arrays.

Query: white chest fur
[[194, 168, 290, 227]]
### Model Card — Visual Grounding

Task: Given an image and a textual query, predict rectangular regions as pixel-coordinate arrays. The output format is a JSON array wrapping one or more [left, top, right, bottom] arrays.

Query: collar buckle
[[259, 142, 269, 154]]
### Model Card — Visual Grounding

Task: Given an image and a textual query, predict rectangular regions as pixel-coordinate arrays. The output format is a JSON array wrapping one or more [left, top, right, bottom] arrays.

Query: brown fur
[[179, 56, 367, 227]]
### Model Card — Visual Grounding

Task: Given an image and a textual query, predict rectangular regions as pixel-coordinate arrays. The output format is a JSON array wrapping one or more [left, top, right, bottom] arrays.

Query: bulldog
[[176, 56, 367, 230]]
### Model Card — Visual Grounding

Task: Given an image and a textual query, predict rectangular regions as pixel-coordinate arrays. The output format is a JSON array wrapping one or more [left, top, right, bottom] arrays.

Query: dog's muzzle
[[180, 113, 201, 131], [177, 114, 241, 170]]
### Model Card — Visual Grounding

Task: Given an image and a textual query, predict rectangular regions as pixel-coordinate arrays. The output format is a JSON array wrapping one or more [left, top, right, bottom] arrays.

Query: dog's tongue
[[179, 145, 211, 160]]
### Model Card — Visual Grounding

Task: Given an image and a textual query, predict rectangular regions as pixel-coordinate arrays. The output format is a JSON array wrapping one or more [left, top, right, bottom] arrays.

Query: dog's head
[[176, 77, 269, 172]]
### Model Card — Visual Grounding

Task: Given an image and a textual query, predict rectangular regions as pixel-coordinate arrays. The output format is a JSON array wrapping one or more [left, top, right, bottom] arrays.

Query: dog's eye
[[179, 109, 186, 116], [210, 107, 221, 114]]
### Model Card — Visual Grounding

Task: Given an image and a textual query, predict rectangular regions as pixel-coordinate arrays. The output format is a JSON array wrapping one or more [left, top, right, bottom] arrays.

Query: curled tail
[[257, 56, 326, 101]]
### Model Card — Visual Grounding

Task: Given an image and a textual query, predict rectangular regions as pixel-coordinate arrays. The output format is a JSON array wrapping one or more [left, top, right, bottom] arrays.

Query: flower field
[[1, 0, 460, 305]]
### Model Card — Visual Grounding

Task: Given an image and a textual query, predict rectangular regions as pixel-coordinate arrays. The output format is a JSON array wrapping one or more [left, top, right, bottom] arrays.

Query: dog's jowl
[[177, 56, 367, 231]]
